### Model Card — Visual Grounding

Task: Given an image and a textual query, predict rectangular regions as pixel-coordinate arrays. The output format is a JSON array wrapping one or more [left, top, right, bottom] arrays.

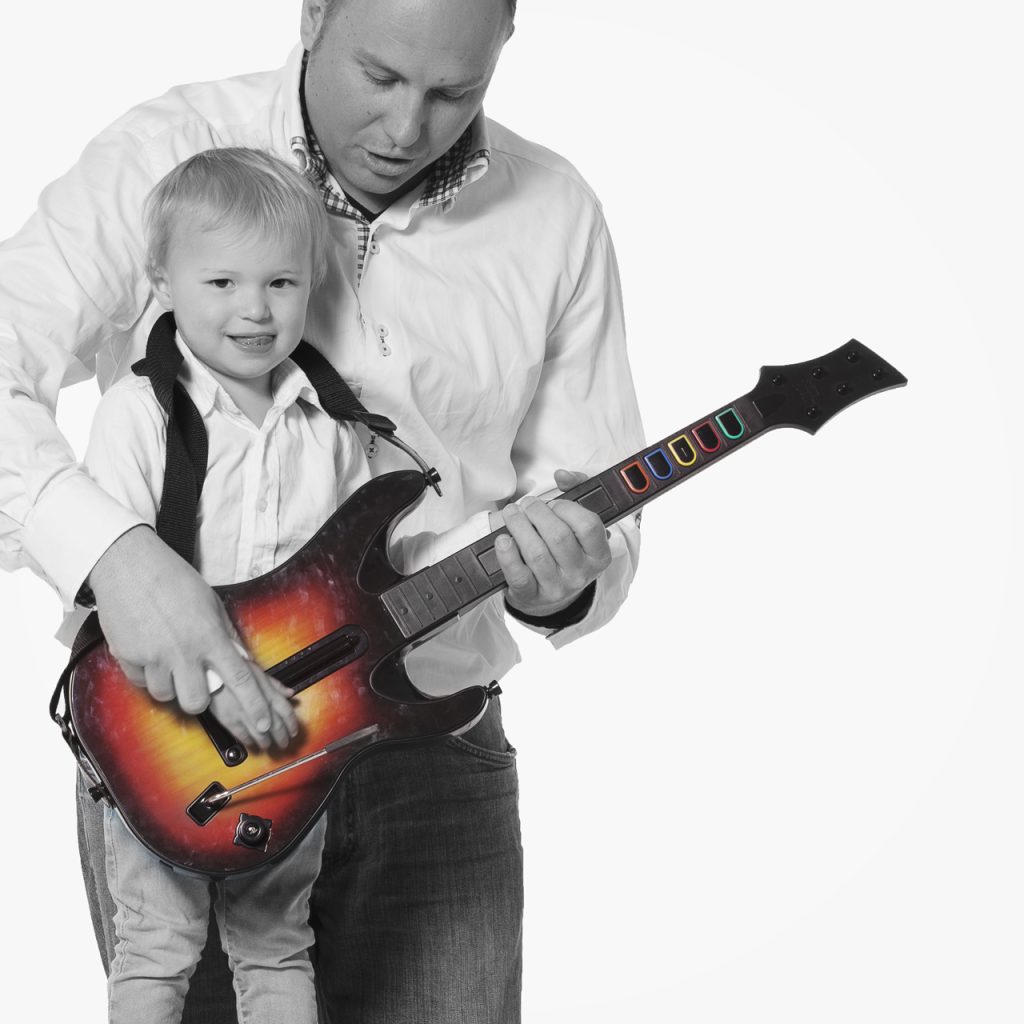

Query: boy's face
[[151, 220, 313, 394]]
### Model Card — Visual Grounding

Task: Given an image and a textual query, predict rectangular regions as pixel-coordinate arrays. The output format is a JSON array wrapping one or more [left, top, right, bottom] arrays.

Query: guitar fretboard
[[380, 393, 766, 640]]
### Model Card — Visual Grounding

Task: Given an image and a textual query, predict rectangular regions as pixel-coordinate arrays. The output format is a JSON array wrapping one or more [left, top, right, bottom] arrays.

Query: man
[[0, 0, 643, 1020]]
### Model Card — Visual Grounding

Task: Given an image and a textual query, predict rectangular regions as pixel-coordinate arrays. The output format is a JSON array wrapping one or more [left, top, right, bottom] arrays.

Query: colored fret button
[[620, 461, 650, 494], [693, 421, 721, 453], [669, 434, 697, 467], [715, 407, 746, 440], [644, 448, 674, 480]]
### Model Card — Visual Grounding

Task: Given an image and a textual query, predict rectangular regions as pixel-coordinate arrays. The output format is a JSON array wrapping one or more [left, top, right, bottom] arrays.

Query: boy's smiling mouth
[[229, 333, 275, 350]]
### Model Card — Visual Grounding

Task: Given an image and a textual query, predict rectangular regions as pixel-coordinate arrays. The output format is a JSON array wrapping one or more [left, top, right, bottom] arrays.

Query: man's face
[[300, 0, 511, 210]]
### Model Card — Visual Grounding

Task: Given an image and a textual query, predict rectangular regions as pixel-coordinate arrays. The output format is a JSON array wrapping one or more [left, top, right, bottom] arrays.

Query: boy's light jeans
[[100, 800, 325, 1024]]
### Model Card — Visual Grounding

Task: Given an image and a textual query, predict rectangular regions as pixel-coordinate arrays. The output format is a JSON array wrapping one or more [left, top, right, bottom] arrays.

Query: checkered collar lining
[[297, 57, 490, 220]]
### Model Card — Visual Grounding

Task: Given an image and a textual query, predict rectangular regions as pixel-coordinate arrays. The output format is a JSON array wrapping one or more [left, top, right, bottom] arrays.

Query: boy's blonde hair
[[144, 147, 329, 287]]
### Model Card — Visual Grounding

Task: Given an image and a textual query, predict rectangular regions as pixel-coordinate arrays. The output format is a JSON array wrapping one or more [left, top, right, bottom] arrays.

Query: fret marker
[[669, 434, 697, 467], [620, 461, 650, 494], [644, 448, 674, 480], [715, 408, 746, 440], [693, 421, 721, 453]]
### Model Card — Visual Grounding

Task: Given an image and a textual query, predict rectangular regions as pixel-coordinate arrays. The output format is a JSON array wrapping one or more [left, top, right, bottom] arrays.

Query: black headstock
[[749, 340, 907, 434]]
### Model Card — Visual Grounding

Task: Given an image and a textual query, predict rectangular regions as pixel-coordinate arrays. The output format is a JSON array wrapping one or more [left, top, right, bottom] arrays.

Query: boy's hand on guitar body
[[88, 525, 298, 750], [492, 469, 611, 618]]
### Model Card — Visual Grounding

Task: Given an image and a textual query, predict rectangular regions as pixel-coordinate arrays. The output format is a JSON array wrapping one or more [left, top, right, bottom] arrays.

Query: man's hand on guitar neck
[[87, 525, 298, 751], [491, 469, 612, 620]]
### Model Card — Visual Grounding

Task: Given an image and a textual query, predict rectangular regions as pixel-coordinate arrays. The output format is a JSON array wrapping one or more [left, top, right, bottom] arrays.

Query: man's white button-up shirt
[[0, 46, 644, 695]]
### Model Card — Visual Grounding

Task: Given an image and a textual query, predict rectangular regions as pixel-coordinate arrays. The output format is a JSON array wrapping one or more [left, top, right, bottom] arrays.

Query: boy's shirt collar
[[173, 333, 325, 425]]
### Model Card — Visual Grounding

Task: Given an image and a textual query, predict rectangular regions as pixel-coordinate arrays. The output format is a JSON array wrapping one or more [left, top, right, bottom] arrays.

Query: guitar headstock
[[749, 340, 908, 434]]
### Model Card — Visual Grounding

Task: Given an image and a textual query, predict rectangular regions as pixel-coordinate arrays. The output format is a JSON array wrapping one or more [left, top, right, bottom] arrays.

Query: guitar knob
[[233, 813, 273, 852]]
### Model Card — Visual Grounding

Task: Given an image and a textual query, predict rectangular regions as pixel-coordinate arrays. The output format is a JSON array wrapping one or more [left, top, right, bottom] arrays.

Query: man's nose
[[381, 89, 425, 150]]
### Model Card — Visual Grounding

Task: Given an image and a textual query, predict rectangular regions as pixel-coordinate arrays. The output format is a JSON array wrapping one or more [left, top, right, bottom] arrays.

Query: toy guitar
[[53, 340, 907, 878]]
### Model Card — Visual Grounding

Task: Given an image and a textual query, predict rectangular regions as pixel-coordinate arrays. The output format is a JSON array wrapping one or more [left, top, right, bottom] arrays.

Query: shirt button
[[249, 565, 261, 579], [377, 325, 389, 338], [256, 498, 268, 513], [369, 240, 380, 255]]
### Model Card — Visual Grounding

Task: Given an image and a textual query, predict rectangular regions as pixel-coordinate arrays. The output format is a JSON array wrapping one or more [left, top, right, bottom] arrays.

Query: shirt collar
[[174, 333, 324, 422], [294, 51, 491, 221]]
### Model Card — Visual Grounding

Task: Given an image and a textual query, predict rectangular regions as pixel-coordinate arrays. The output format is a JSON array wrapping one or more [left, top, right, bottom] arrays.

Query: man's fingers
[[143, 663, 175, 703], [548, 500, 612, 566], [511, 497, 592, 590], [552, 468, 588, 490], [502, 499, 561, 579], [254, 667, 300, 742], [496, 486, 612, 619], [118, 658, 147, 688], [209, 689, 257, 748], [494, 532, 536, 597], [224, 658, 274, 745], [171, 665, 212, 715]]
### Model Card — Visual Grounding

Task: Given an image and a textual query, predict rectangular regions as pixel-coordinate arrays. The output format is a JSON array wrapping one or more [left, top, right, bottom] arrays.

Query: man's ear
[[300, 0, 331, 51], [150, 269, 174, 311]]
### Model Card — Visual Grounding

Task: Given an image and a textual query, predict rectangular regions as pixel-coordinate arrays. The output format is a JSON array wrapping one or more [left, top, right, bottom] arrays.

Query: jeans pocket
[[445, 698, 517, 767]]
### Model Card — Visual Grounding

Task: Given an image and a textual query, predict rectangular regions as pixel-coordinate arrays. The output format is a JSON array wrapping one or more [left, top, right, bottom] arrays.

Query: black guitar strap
[[130, 310, 397, 564]]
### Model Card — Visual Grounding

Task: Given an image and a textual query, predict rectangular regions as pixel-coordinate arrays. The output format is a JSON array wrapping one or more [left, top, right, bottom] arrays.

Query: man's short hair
[[324, 0, 516, 24], [144, 147, 329, 287]]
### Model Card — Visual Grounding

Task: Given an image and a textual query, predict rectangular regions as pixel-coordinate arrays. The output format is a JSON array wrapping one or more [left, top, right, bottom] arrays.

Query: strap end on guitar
[[374, 430, 444, 497]]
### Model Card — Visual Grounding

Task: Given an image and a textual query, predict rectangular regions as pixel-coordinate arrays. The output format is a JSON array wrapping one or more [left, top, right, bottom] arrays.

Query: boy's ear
[[149, 268, 174, 311]]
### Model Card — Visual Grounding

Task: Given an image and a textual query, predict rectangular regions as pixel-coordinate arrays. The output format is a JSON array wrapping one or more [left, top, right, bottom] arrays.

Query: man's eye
[[364, 72, 395, 88], [433, 90, 468, 103]]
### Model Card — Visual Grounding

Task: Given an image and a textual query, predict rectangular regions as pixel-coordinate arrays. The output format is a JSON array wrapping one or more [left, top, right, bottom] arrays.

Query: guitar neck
[[381, 338, 907, 642], [381, 391, 766, 641]]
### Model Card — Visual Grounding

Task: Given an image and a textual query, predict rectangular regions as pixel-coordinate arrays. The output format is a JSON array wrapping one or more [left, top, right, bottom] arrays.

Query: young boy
[[73, 147, 371, 1024]]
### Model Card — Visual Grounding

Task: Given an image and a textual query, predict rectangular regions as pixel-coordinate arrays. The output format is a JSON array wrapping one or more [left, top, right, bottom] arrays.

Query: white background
[[1, 2, 1021, 1020]]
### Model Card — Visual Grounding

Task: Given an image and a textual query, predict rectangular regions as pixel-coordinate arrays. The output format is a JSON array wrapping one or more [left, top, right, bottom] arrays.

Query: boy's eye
[[208, 279, 233, 289], [271, 278, 296, 289]]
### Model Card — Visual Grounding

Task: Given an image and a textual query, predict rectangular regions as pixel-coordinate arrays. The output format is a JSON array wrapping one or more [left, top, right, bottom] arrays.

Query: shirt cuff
[[20, 471, 147, 608], [504, 580, 596, 630]]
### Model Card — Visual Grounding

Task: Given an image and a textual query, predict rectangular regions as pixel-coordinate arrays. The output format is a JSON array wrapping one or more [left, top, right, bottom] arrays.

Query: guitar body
[[68, 470, 492, 878]]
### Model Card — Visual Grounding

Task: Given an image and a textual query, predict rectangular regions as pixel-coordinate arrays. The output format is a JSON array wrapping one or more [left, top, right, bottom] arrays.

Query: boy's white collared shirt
[[58, 334, 371, 642]]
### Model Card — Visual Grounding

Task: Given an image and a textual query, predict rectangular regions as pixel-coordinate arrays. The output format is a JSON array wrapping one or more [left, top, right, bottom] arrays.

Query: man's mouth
[[363, 149, 418, 176]]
